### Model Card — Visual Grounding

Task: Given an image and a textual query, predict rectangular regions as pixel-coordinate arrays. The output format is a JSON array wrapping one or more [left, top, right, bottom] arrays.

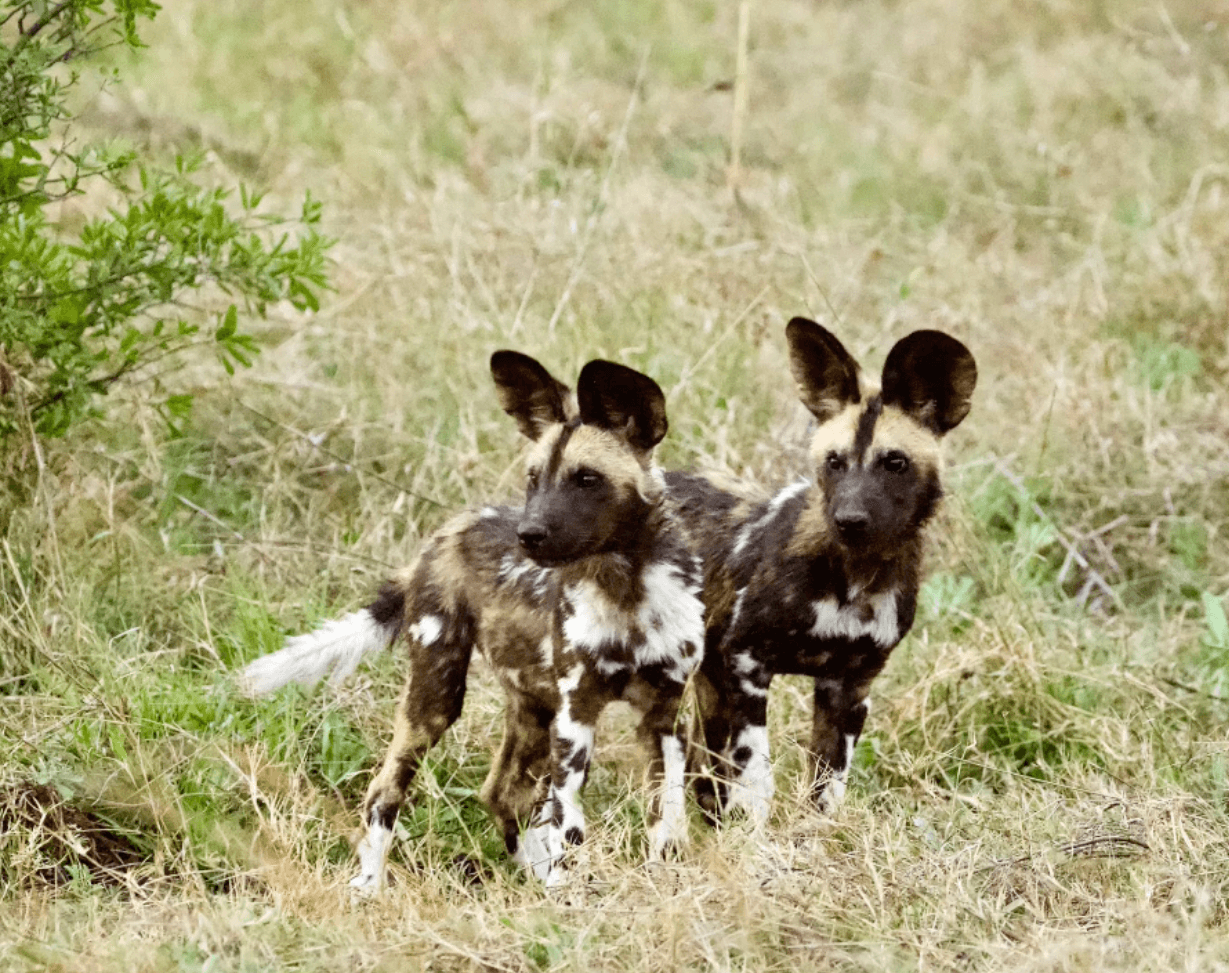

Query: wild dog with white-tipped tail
[[667, 319, 976, 823], [242, 352, 704, 890]]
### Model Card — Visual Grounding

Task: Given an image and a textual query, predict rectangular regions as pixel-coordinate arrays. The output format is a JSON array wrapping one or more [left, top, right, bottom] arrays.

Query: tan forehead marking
[[870, 407, 941, 467], [524, 424, 565, 470], [555, 426, 645, 482], [809, 402, 862, 459], [808, 400, 943, 469]]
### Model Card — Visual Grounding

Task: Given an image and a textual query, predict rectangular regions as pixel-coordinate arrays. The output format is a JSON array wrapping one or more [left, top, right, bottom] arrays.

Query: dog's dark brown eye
[[574, 469, 602, 489], [882, 453, 909, 473], [826, 453, 846, 473]]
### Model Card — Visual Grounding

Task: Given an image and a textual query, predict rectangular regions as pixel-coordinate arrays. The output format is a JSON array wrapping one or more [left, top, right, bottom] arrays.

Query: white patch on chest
[[498, 554, 551, 597], [808, 590, 900, 647], [562, 560, 703, 679], [635, 560, 704, 672]]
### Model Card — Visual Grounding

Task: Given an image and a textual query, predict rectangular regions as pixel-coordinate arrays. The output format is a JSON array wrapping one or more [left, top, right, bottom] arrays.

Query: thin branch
[[176, 495, 245, 540], [994, 458, 1123, 611], [21, 0, 73, 40]]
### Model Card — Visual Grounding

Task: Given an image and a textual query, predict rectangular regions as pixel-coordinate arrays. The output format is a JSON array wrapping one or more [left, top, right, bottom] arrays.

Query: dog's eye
[[826, 453, 846, 473], [882, 453, 910, 474], [574, 469, 603, 489]]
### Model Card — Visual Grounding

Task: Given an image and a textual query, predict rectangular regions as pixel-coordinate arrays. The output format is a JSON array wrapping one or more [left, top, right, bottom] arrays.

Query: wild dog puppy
[[666, 318, 976, 823], [242, 352, 703, 891]]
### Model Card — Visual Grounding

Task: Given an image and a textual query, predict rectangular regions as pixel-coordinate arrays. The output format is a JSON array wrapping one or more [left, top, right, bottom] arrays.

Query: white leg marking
[[818, 730, 858, 815], [725, 725, 773, 826], [648, 734, 688, 858], [350, 811, 393, 895], [514, 817, 555, 882], [520, 691, 594, 887]]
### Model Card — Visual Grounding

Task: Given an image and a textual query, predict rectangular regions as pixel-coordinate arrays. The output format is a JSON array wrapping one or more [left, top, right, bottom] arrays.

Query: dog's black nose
[[834, 510, 870, 541], [517, 524, 548, 552]]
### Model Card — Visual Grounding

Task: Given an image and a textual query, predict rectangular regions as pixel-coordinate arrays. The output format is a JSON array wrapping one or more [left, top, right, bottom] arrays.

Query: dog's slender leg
[[691, 660, 731, 823], [809, 679, 869, 814], [720, 652, 774, 826], [630, 679, 690, 860], [531, 665, 604, 887], [351, 631, 472, 894], [479, 696, 553, 871]]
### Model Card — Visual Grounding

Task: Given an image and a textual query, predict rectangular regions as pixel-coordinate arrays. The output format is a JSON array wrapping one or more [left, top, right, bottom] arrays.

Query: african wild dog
[[242, 352, 704, 890], [666, 318, 976, 823]]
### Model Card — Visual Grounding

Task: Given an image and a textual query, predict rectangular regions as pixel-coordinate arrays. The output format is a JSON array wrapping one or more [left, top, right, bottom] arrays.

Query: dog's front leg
[[529, 665, 600, 887], [628, 676, 690, 859], [809, 678, 870, 814]]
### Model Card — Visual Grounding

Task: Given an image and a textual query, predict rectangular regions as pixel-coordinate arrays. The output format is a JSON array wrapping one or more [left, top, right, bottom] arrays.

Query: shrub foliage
[[0, 0, 329, 440]]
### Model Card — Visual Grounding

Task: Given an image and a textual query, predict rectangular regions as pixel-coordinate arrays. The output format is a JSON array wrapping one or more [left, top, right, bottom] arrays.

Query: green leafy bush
[[0, 0, 329, 440]]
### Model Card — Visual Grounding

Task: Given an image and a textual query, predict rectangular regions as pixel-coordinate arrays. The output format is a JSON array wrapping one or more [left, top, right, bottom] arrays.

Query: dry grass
[[2, 0, 1229, 970]]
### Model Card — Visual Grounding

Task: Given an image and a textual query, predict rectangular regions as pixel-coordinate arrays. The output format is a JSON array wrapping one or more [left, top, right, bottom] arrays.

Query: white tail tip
[[239, 610, 390, 695]]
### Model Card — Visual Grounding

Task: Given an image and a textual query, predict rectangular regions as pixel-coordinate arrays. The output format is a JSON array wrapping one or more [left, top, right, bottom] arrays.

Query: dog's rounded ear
[[880, 330, 977, 434], [490, 350, 571, 441], [576, 360, 668, 452], [785, 317, 861, 423]]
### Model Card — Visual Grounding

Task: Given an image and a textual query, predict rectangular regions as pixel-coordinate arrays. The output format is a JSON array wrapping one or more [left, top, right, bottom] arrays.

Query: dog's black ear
[[880, 330, 977, 435], [785, 317, 861, 423], [576, 360, 668, 452], [490, 350, 571, 441]]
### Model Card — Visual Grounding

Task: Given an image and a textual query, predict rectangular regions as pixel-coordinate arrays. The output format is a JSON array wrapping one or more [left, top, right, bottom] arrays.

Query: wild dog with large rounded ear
[[490, 350, 574, 440], [880, 330, 977, 435], [786, 317, 863, 423], [673, 317, 976, 824], [786, 316, 977, 436], [247, 348, 706, 895], [575, 359, 669, 453]]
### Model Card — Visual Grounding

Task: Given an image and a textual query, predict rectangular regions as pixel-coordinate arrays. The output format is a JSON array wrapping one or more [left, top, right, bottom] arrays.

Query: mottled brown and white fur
[[242, 352, 704, 890], [666, 319, 976, 824]]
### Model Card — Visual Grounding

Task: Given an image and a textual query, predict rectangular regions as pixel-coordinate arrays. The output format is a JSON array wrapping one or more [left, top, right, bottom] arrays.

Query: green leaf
[[215, 304, 238, 341], [1203, 592, 1229, 650]]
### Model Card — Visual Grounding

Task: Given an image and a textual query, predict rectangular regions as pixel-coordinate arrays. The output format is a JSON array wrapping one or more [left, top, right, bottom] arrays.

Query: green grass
[[3, 0, 1229, 970]]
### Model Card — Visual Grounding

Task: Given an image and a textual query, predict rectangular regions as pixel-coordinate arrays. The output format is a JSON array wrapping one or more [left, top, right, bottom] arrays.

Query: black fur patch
[[369, 581, 406, 632], [852, 395, 883, 461]]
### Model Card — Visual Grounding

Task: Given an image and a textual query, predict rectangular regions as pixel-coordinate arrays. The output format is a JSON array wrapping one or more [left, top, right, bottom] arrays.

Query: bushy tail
[[240, 602, 400, 696]]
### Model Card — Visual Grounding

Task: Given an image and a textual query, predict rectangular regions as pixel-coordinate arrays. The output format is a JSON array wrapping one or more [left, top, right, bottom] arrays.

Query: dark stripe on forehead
[[544, 419, 580, 480], [853, 394, 883, 462]]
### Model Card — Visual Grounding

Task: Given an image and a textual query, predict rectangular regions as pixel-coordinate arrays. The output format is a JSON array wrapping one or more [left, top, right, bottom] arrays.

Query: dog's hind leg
[[690, 662, 731, 823], [351, 616, 474, 894], [719, 653, 774, 826]]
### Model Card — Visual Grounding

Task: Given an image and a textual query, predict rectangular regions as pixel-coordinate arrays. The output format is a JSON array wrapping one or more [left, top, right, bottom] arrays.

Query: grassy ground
[[3, 0, 1229, 969]]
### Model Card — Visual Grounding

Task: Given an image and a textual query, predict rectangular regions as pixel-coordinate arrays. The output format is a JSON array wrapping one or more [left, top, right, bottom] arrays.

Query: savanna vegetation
[[1, 0, 1227, 970]]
